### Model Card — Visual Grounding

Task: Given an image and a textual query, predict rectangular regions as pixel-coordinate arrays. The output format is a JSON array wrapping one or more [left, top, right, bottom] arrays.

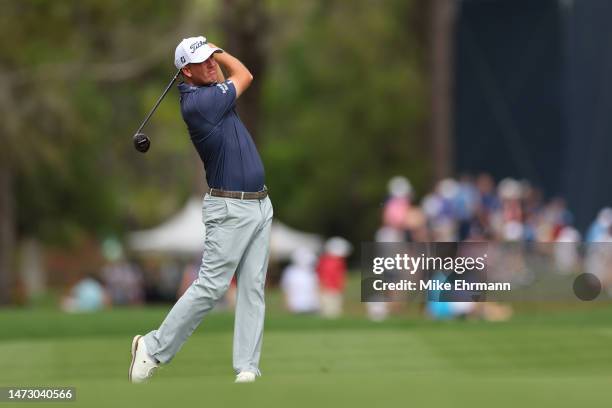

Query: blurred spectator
[[61, 274, 110, 313], [280, 248, 319, 314], [475, 173, 500, 237], [317, 237, 352, 319], [381, 176, 413, 242], [375, 226, 404, 242], [426, 271, 476, 319], [586, 207, 612, 242], [383, 176, 412, 229], [554, 226, 581, 274], [423, 178, 460, 240], [426, 271, 512, 321], [497, 178, 524, 241], [454, 175, 479, 240], [368, 217, 397, 321], [380, 175, 429, 242], [102, 261, 144, 306], [585, 224, 612, 294], [100, 239, 144, 306]]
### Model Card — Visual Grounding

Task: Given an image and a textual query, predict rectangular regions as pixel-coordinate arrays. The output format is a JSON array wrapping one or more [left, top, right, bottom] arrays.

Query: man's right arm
[[209, 44, 253, 98]]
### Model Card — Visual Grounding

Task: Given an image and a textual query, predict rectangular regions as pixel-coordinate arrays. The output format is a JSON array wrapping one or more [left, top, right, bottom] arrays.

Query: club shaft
[[134, 69, 181, 135]]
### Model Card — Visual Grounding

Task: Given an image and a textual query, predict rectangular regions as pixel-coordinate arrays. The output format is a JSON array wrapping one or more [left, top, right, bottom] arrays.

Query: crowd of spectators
[[367, 174, 612, 321], [375, 173, 603, 244]]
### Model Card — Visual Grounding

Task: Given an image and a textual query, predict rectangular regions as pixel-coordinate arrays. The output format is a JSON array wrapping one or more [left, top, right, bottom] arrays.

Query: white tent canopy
[[128, 198, 322, 261]]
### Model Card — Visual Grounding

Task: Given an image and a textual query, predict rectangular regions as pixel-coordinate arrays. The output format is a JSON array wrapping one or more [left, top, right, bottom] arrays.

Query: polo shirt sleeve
[[194, 80, 237, 124]]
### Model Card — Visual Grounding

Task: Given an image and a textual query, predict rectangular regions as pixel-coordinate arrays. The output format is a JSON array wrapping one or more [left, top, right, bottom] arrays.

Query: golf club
[[132, 68, 181, 153]]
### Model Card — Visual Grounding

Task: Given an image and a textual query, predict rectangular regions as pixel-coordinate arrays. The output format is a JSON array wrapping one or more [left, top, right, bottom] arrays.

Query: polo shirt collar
[[178, 82, 216, 93]]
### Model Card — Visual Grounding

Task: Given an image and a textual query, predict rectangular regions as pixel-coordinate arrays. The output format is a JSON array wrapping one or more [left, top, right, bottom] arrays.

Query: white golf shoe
[[128, 335, 159, 383], [235, 371, 257, 383]]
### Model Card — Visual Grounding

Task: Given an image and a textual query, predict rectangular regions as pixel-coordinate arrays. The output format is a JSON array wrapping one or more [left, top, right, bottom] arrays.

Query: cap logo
[[180, 56, 186, 63], [189, 40, 206, 53]]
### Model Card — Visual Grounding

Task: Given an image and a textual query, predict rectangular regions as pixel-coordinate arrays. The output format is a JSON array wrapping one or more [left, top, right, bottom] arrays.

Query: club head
[[133, 133, 150, 153]]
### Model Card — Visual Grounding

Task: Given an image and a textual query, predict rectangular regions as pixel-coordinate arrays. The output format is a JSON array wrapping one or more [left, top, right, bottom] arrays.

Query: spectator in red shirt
[[317, 237, 352, 318]]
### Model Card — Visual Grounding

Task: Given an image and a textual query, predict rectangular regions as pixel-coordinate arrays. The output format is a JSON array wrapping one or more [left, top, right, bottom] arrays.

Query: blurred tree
[[222, 0, 269, 141], [261, 0, 428, 243], [0, 0, 219, 303], [0, 166, 14, 304], [428, 0, 457, 182], [0, 0, 432, 304]]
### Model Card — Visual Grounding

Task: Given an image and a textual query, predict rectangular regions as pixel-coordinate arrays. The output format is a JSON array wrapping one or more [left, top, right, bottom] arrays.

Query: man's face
[[182, 56, 218, 85]]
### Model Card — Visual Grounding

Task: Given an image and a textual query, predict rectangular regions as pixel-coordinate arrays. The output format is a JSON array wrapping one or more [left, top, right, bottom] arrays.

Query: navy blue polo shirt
[[178, 80, 265, 192]]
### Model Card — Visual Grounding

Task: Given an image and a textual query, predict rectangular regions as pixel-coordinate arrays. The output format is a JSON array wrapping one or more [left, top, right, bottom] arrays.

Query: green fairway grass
[[0, 305, 610, 408]]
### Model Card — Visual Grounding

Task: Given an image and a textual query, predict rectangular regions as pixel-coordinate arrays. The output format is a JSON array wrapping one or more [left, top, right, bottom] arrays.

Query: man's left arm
[[209, 42, 252, 98]]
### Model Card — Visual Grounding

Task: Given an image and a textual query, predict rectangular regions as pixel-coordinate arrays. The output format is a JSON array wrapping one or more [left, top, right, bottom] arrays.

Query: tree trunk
[[222, 0, 268, 142], [0, 163, 15, 305], [429, 0, 457, 182], [19, 238, 45, 301]]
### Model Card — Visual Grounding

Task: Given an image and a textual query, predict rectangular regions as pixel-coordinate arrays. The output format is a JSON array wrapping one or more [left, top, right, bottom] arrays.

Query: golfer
[[129, 36, 273, 384]]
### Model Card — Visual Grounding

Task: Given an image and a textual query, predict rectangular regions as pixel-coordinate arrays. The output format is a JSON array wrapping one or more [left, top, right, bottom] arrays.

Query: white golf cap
[[174, 36, 223, 70]]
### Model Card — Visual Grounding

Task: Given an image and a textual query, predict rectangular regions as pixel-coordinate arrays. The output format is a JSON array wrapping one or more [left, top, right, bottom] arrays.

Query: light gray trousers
[[144, 193, 273, 375]]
